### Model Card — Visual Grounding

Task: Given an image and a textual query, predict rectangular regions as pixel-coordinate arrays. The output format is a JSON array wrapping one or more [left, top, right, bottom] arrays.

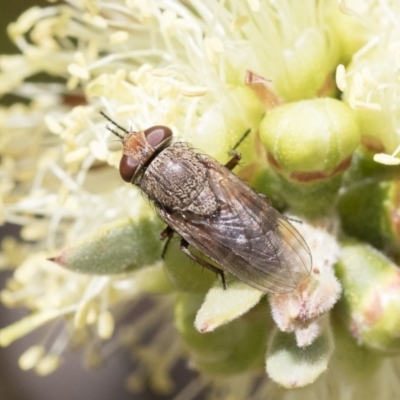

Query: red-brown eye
[[144, 126, 173, 149], [119, 154, 139, 183]]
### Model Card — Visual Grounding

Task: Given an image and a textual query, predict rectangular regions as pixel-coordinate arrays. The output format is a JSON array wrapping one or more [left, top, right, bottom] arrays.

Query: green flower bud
[[260, 99, 360, 178], [338, 180, 400, 256], [174, 293, 269, 375], [49, 216, 164, 274], [259, 98, 361, 217], [336, 240, 400, 353]]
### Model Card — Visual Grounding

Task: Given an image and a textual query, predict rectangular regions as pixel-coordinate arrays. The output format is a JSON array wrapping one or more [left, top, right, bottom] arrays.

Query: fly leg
[[180, 239, 227, 289], [225, 128, 251, 170], [224, 152, 241, 171], [159, 225, 174, 259], [232, 128, 251, 151]]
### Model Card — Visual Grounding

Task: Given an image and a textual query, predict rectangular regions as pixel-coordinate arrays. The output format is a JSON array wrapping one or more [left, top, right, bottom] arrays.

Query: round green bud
[[336, 240, 400, 353], [260, 98, 361, 182]]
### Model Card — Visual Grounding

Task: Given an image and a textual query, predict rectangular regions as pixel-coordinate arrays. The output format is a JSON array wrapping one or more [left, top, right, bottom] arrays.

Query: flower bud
[[49, 217, 164, 274], [174, 293, 269, 375], [259, 98, 360, 217], [336, 240, 400, 353], [338, 180, 400, 256], [260, 98, 360, 180]]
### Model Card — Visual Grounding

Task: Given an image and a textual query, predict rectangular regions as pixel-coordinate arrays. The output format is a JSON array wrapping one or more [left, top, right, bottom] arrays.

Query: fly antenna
[[100, 111, 129, 139]]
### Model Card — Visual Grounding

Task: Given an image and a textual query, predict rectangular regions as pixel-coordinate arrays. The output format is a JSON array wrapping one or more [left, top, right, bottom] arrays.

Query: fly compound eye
[[119, 154, 139, 183], [144, 126, 173, 149]]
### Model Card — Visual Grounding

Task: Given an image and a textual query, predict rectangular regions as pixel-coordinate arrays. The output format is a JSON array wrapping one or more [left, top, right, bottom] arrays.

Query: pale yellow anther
[[67, 76, 80, 90], [353, 100, 382, 111], [335, 64, 347, 92], [73, 51, 86, 66], [74, 301, 92, 329], [180, 85, 208, 97], [68, 64, 90, 80], [21, 221, 48, 241], [11, 7, 42, 37], [44, 115, 63, 135], [86, 305, 98, 325], [82, 13, 108, 28], [230, 15, 249, 32], [132, 64, 153, 84], [109, 31, 129, 44], [35, 354, 61, 376], [374, 145, 400, 165], [65, 147, 90, 164], [19, 345, 45, 370], [373, 154, 400, 165], [97, 310, 115, 339]]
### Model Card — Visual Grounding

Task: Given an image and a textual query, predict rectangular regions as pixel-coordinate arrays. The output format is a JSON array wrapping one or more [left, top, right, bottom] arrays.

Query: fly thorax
[[187, 183, 218, 216], [140, 143, 208, 211]]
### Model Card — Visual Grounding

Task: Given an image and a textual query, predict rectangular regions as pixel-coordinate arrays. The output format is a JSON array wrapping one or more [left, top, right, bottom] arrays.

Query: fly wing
[[159, 156, 312, 293]]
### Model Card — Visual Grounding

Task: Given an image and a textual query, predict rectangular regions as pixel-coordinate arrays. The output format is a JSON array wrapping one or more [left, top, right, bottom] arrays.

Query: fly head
[[101, 112, 173, 184]]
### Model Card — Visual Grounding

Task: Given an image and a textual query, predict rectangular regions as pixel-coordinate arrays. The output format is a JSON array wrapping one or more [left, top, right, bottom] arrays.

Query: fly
[[102, 112, 312, 293]]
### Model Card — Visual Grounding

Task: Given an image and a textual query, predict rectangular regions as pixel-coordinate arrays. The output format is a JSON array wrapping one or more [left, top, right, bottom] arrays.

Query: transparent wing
[[159, 157, 312, 293]]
